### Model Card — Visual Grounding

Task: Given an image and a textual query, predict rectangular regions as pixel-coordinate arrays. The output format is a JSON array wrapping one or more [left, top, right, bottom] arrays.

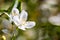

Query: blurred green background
[[0, 0, 60, 40]]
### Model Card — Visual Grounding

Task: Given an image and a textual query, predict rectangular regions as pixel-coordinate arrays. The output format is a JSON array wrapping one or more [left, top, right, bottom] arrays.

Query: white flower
[[45, 0, 57, 5], [40, 0, 57, 10], [4, 8, 19, 23], [40, 4, 50, 10], [48, 14, 60, 26], [10, 8, 19, 23], [13, 10, 36, 30], [5, 8, 36, 30]]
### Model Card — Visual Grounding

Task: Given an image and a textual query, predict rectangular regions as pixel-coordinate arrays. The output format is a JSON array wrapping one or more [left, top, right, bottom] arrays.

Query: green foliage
[[0, 0, 60, 40], [8, 0, 16, 14]]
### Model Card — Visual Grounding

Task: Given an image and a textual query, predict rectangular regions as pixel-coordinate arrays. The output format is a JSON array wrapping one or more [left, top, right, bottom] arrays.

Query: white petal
[[40, 4, 50, 10], [12, 8, 19, 16], [46, 0, 57, 5], [13, 16, 20, 26], [25, 21, 36, 28], [2, 29, 13, 37], [2, 29, 10, 34], [2, 19, 12, 30], [48, 16, 60, 26], [19, 10, 28, 22], [18, 25, 26, 30]]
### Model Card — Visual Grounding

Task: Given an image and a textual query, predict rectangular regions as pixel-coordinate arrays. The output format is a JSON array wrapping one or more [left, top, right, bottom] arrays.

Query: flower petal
[[2, 19, 12, 30], [18, 25, 26, 30], [12, 8, 19, 16], [2, 29, 10, 34], [25, 21, 36, 28], [13, 16, 20, 26], [46, 0, 57, 5], [48, 16, 60, 26], [40, 4, 50, 10], [19, 10, 28, 22]]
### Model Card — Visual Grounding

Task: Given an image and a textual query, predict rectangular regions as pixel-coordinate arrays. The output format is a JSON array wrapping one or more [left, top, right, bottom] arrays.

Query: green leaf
[[17, 0, 21, 12], [7, 0, 16, 14], [55, 27, 60, 33]]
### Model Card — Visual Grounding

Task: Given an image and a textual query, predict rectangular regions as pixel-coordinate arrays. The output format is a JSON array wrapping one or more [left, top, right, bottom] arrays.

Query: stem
[[10, 0, 19, 40], [13, 0, 19, 8]]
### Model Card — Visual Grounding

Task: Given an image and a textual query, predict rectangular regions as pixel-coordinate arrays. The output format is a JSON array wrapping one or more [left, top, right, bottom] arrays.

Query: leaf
[[7, 0, 16, 14], [55, 27, 60, 33]]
